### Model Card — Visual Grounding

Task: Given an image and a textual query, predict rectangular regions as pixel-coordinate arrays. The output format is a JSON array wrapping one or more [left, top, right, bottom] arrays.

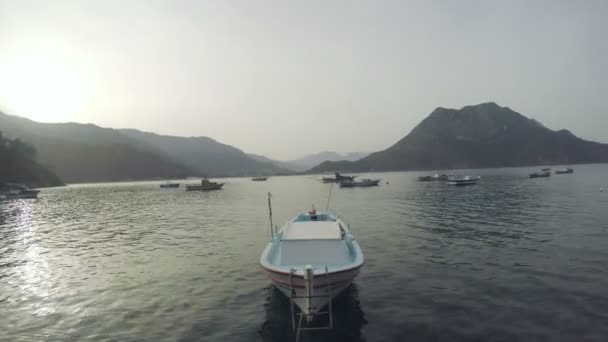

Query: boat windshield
[[293, 212, 336, 222]]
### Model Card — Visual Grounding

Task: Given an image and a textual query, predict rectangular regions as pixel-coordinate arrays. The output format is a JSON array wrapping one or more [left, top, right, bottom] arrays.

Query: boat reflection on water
[[259, 284, 367, 342]]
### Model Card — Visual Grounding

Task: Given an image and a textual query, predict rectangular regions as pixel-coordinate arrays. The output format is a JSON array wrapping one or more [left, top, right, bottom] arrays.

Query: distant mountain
[[246, 153, 293, 171], [247, 153, 276, 165], [246, 151, 369, 172], [0, 112, 190, 183], [310, 102, 608, 172], [0, 131, 63, 188], [283, 151, 369, 172], [121, 130, 290, 177], [0, 111, 288, 183]]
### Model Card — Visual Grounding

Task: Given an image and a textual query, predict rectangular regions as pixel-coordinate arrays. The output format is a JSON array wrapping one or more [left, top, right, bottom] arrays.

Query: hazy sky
[[0, 0, 606, 160]]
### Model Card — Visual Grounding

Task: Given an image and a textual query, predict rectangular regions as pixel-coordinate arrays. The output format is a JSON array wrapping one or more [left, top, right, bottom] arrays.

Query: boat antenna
[[267, 192, 274, 239], [326, 182, 334, 210]]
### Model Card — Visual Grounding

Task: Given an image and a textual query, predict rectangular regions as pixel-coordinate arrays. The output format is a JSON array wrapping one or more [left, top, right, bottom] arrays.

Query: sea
[[1, 164, 608, 342]]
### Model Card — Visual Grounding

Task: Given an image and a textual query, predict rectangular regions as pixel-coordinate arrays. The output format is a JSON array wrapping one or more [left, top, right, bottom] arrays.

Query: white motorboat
[[260, 209, 364, 323]]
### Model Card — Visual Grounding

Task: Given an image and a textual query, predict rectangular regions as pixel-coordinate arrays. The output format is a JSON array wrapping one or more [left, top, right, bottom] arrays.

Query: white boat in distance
[[446, 175, 481, 185], [260, 209, 364, 323]]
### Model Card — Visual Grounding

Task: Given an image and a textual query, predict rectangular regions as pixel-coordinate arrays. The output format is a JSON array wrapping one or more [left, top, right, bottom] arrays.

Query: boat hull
[[322, 178, 355, 183], [446, 180, 478, 186], [261, 265, 361, 317], [184, 184, 224, 191], [446, 176, 480, 185], [339, 179, 380, 188], [322, 174, 356, 183]]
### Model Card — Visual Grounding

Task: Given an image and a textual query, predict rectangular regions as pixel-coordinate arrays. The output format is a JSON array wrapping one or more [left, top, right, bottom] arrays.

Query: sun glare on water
[[0, 48, 88, 123]]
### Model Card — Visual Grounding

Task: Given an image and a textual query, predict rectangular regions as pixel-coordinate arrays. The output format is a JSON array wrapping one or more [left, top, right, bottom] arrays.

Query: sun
[[0, 47, 87, 123]]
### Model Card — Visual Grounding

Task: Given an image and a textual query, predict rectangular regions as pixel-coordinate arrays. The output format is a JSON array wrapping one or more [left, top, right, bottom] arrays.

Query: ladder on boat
[[289, 266, 334, 341]]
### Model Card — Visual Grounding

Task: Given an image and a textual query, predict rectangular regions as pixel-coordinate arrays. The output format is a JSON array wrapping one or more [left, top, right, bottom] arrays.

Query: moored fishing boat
[[555, 168, 574, 174], [321, 173, 356, 183], [184, 178, 224, 191], [339, 179, 381, 188], [252, 176, 269, 181], [260, 209, 364, 323], [446, 175, 480, 186]]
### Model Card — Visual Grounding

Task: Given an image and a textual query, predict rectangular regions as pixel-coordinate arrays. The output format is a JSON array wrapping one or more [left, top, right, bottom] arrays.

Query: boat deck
[[261, 211, 362, 275], [283, 221, 343, 240]]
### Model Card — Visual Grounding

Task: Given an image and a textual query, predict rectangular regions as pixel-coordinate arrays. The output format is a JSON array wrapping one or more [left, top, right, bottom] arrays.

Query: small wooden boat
[[260, 209, 364, 323], [339, 179, 381, 188], [446, 175, 480, 186], [530, 170, 551, 178], [252, 176, 269, 181], [184, 178, 224, 191], [322, 173, 356, 183], [555, 168, 574, 174]]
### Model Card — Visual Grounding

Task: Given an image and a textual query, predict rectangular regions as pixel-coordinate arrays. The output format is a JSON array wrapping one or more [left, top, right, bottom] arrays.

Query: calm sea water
[[2, 165, 608, 342]]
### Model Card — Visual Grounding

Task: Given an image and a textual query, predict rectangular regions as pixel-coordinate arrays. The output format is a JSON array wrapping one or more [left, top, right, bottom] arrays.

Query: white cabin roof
[[282, 221, 342, 240]]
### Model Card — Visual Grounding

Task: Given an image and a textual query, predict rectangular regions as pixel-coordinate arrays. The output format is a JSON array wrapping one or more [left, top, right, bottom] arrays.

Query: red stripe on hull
[[261, 266, 361, 289], [259, 263, 363, 278]]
